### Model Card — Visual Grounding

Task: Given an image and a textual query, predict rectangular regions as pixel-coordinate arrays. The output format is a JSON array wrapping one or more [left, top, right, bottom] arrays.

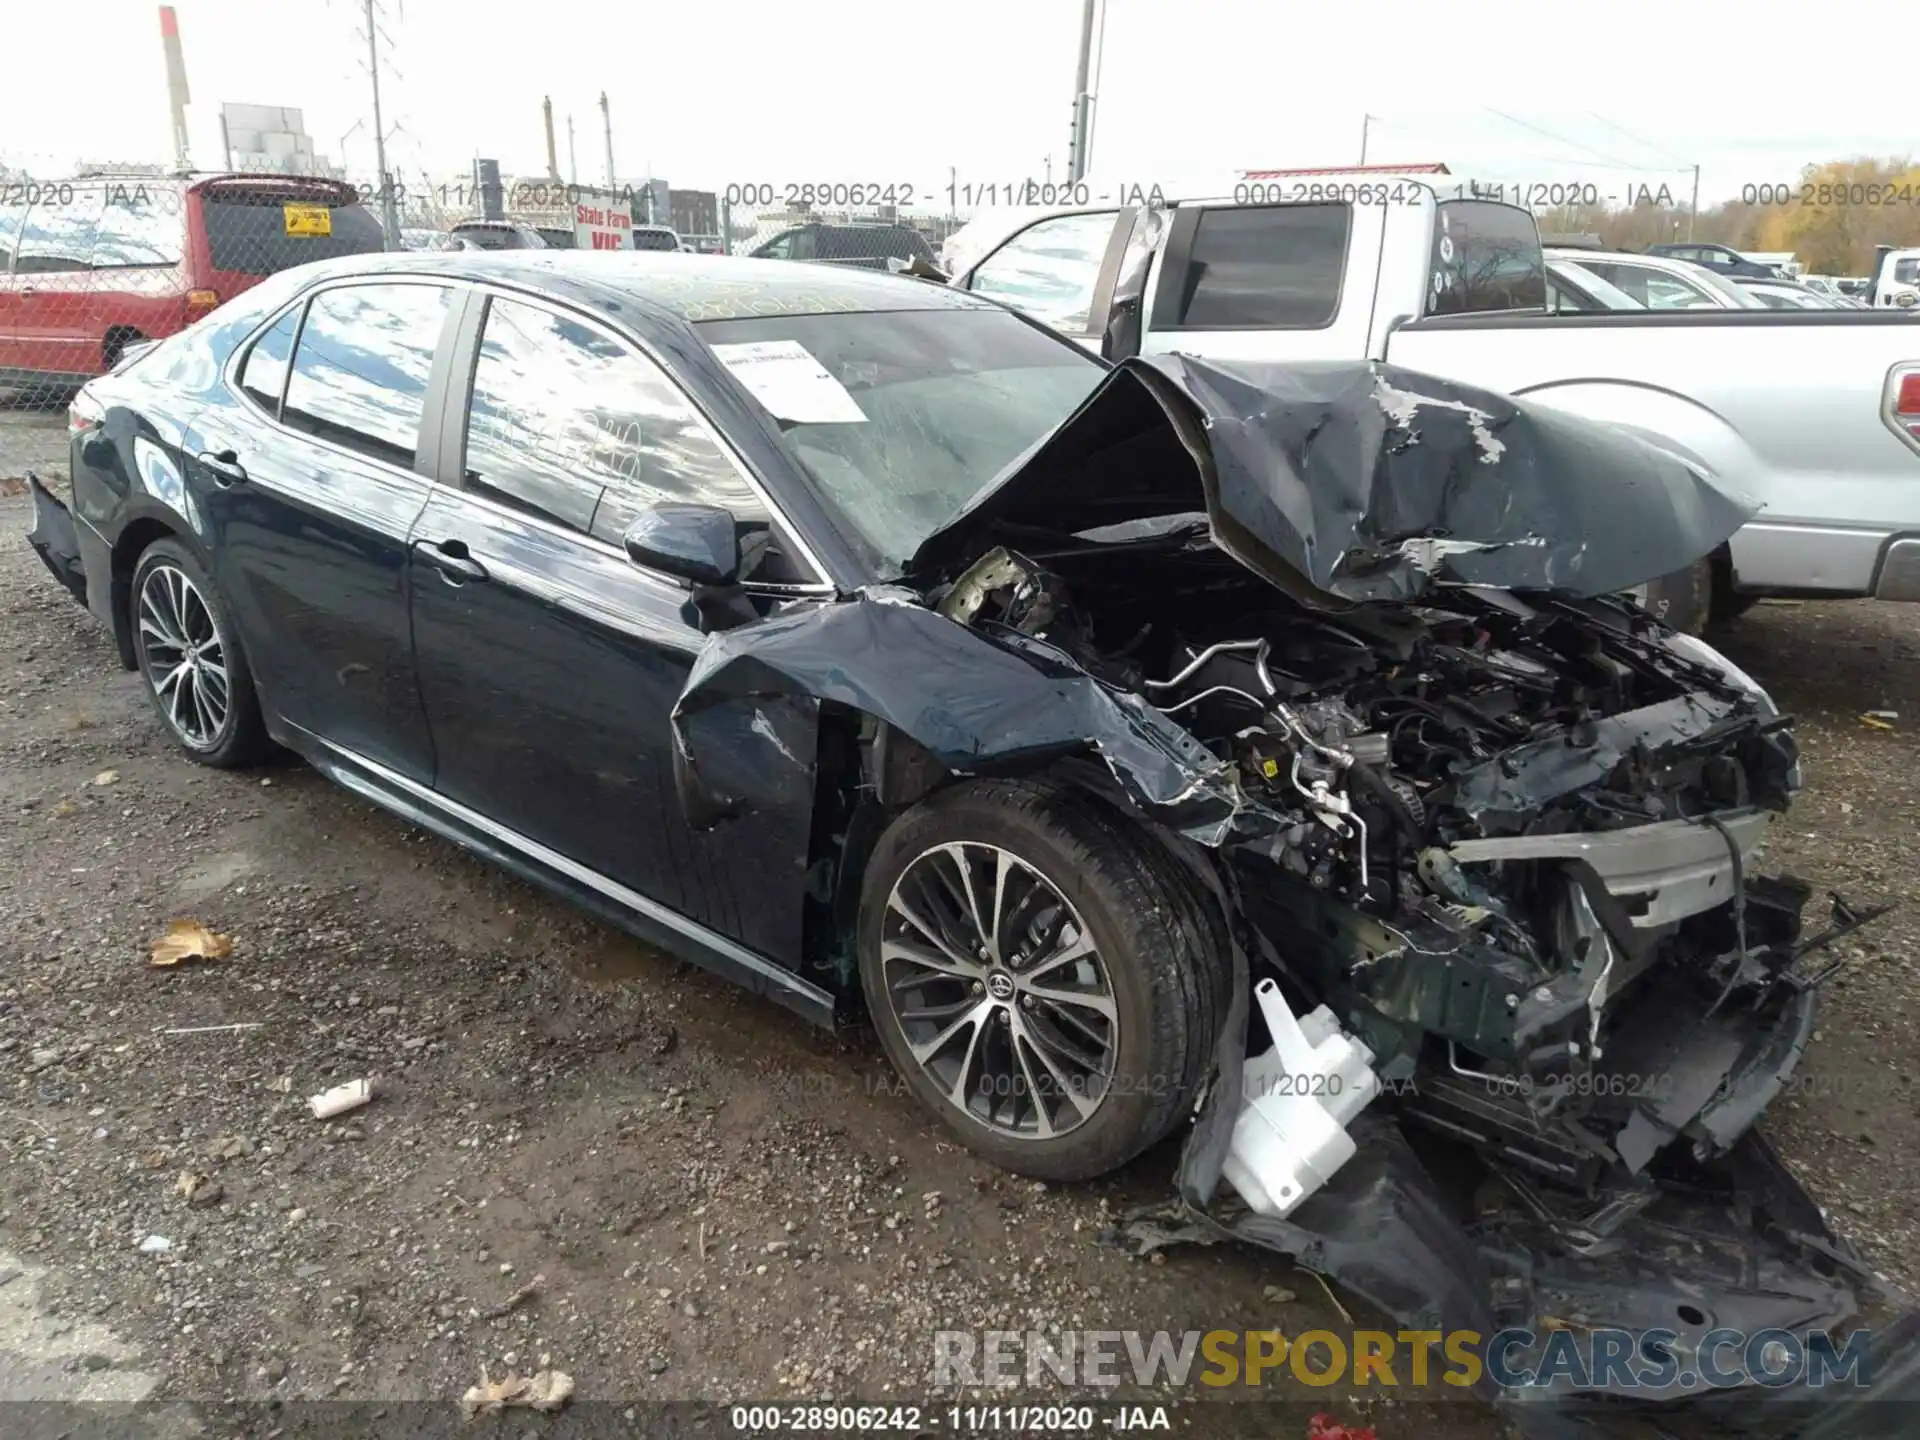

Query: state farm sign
[[575, 196, 633, 250]]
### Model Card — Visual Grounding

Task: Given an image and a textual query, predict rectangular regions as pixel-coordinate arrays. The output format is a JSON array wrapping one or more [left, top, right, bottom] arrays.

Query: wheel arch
[[107, 513, 204, 669], [801, 707, 1226, 1013]]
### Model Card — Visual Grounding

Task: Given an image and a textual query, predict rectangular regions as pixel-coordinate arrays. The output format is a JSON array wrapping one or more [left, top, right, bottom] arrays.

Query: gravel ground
[[2, 402, 1917, 1436]]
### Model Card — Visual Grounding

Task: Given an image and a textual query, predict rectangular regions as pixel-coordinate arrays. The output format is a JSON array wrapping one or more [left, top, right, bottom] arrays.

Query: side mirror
[[622, 503, 741, 586]]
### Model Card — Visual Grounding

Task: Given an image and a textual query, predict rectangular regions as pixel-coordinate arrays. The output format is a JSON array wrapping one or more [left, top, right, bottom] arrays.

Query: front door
[[407, 289, 821, 964], [186, 278, 457, 781]]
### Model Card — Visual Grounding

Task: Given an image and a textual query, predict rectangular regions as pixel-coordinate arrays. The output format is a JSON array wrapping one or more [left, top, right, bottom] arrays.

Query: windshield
[[696, 308, 1105, 576]]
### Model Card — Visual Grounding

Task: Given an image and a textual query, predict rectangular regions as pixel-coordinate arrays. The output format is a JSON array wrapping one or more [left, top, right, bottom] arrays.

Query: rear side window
[[92, 185, 185, 267], [282, 283, 453, 467], [1156, 204, 1349, 329], [460, 296, 769, 546], [13, 184, 104, 273], [632, 230, 680, 252], [200, 186, 386, 276], [239, 305, 301, 413], [1427, 201, 1546, 315]]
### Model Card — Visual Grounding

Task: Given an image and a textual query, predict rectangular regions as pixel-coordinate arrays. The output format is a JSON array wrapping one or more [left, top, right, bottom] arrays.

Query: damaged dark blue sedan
[[25, 251, 1910, 1434]]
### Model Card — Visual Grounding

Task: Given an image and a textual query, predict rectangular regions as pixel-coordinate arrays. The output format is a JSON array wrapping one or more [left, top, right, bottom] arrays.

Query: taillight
[[185, 289, 220, 320], [1888, 366, 1920, 450], [68, 388, 105, 439]]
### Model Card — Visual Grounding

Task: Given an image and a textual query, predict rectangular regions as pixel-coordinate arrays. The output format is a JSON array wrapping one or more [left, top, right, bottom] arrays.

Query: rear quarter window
[[1152, 203, 1350, 330], [1428, 201, 1546, 315]]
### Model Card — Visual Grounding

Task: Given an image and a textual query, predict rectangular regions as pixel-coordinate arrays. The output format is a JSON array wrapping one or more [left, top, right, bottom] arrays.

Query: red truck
[[0, 172, 384, 392]]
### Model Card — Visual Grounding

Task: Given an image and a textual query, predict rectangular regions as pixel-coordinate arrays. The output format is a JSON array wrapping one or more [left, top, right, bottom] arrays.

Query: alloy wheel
[[137, 564, 231, 749], [880, 842, 1118, 1139]]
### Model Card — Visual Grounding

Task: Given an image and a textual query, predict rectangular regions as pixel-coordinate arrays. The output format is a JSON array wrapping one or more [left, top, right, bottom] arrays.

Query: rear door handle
[[411, 538, 489, 584], [196, 450, 248, 488]]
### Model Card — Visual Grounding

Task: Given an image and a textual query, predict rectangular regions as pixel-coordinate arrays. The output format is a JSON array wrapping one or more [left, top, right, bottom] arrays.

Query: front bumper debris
[[25, 472, 86, 603], [1113, 879, 1912, 1437]]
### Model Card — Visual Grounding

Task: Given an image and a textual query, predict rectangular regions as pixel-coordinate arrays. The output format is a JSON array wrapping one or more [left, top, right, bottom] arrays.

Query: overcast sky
[[3, 0, 1912, 209]]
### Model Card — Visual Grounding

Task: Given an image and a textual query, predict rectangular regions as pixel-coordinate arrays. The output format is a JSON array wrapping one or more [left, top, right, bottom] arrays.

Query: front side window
[[461, 296, 770, 548], [239, 304, 301, 414], [1159, 204, 1349, 329], [282, 283, 453, 467], [968, 211, 1119, 332]]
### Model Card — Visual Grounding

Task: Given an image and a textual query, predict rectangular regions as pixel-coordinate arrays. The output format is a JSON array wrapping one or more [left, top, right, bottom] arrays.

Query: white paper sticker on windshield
[[709, 339, 867, 424]]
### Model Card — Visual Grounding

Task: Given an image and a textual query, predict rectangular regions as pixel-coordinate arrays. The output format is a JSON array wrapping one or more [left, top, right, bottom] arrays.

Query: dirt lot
[[3, 402, 1918, 1437]]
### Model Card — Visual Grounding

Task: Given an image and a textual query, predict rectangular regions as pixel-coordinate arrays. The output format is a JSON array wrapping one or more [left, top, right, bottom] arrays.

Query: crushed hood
[[910, 356, 1760, 604]]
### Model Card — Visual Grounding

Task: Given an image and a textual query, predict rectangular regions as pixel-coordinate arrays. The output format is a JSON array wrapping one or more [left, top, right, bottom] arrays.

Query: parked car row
[[21, 244, 1907, 1429], [934, 172, 1920, 632]]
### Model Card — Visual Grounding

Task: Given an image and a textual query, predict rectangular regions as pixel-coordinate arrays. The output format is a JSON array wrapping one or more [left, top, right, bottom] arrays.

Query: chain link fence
[[0, 148, 982, 408]]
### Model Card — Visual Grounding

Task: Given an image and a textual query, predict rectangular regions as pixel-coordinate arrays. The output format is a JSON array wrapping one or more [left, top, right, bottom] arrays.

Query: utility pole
[[362, 0, 400, 247], [1688, 163, 1700, 241], [1066, 0, 1097, 183], [567, 116, 577, 185], [599, 91, 615, 190], [1360, 114, 1372, 165]]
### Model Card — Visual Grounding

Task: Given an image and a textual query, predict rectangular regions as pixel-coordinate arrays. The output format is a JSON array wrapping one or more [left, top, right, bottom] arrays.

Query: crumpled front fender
[[668, 595, 1264, 842]]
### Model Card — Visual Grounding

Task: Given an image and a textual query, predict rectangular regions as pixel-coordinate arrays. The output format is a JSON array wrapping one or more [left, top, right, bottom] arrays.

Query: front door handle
[[196, 450, 248, 488], [412, 538, 489, 584]]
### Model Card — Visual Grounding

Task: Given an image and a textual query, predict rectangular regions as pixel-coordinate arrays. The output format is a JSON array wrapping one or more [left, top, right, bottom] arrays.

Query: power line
[[1480, 108, 1644, 169], [1585, 111, 1692, 167]]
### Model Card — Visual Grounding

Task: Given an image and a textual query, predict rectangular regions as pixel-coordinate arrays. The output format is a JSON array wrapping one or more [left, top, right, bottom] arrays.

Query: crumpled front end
[[667, 357, 1903, 1432]]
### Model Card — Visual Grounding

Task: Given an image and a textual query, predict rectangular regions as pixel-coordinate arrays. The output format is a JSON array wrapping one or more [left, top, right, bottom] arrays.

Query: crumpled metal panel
[[667, 595, 1274, 843], [912, 355, 1760, 604]]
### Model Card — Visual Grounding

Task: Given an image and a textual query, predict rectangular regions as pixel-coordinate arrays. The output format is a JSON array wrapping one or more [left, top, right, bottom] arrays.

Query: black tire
[[856, 778, 1228, 1182], [1638, 556, 1713, 635], [128, 538, 269, 768]]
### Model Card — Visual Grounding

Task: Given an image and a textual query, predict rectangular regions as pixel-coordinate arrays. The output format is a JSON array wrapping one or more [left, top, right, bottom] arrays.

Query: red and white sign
[[574, 196, 633, 250]]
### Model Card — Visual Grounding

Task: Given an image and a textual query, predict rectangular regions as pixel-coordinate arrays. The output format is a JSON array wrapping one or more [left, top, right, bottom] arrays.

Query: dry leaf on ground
[[149, 919, 233, 968], [461, 1364, 574, 1415]]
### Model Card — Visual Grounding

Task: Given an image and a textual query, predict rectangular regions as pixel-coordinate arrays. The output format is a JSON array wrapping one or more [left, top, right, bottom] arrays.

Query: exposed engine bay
[[669, 356, 1907, 1430], [935, 536, 1839, 1182]]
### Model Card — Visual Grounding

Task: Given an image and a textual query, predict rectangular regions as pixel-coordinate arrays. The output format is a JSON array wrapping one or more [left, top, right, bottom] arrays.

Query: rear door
[[408, 287, 824, 962], [10, 182, 104, 379], [186, 277, 456, 780]]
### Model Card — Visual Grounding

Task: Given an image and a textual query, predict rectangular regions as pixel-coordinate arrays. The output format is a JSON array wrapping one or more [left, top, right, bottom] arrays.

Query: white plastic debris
[[1221, 978, 1381, 1219], [308, 1078, 375, 1120], [137, 1234, 172, 1254]]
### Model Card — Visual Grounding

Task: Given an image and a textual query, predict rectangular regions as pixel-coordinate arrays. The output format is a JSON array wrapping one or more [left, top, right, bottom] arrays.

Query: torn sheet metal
[[668, 594, 1270, 842], [26, 474, 87, 603], [911, 356, 1759, 604]]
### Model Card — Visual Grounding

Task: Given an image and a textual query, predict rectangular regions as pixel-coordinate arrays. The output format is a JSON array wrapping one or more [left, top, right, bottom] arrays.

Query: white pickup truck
[[944, 173, 1920, 631]]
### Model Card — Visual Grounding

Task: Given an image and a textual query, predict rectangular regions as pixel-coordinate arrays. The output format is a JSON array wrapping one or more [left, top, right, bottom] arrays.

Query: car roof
[[274, 249, 998, 322], [1545, 248, 1703, 277]]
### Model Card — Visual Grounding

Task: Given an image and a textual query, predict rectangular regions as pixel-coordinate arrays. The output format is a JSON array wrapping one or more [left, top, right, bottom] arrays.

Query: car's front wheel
[[856, 779, 1227, 1182], [128, 538, 268, 768]]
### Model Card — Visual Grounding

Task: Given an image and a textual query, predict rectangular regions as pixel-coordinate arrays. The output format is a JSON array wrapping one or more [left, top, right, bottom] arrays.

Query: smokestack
[[542, 96, 560, 181], [599, 91, 614, 189], [158, 6, 192, 172]]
